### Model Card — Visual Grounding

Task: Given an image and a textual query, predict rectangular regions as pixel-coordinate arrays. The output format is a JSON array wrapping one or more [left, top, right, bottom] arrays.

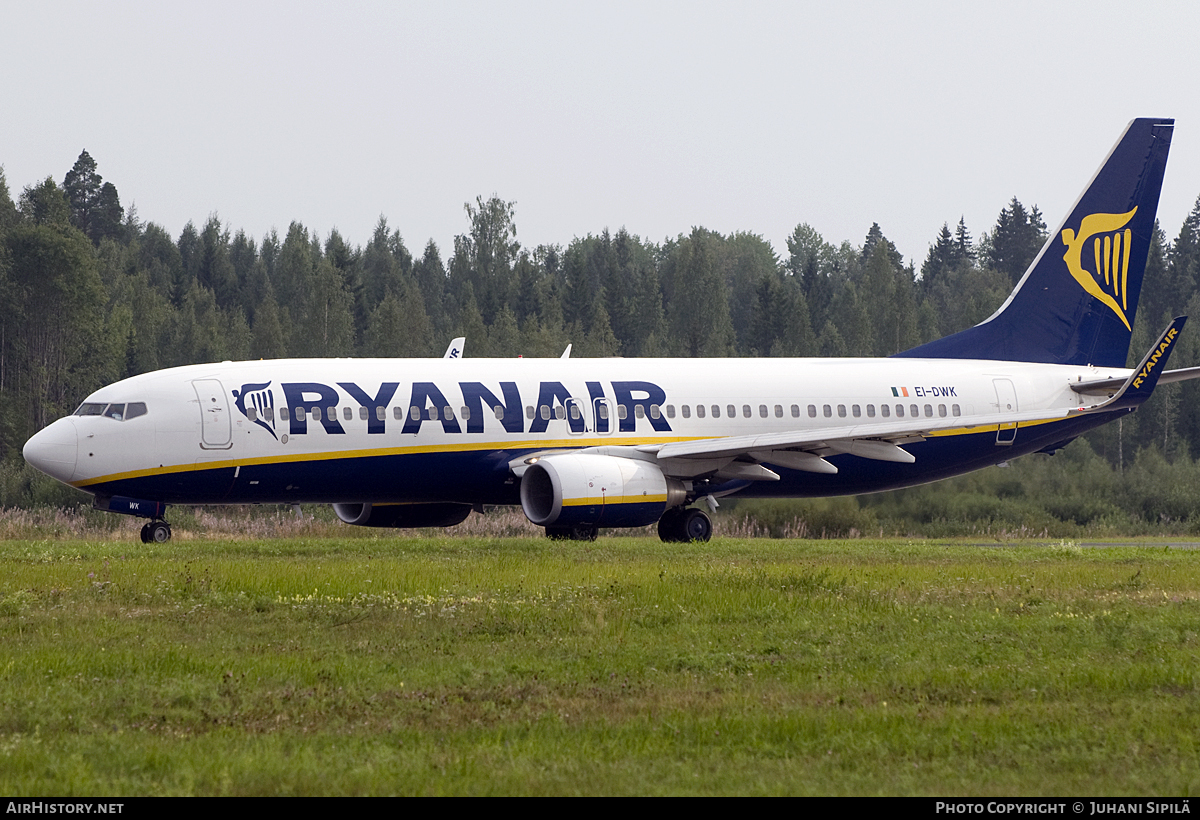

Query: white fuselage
[[23, 355, 1126, 508]]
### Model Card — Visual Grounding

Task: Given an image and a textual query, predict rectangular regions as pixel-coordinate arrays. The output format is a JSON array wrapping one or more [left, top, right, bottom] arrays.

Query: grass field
[[1, 533, 1198, 795]]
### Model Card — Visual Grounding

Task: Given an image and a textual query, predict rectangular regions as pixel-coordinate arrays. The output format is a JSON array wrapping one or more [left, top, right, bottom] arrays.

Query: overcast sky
[[3, 1, 1198, 269]]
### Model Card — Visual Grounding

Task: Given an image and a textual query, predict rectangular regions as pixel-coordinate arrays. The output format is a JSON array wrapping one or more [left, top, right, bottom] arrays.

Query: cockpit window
[[75, 401, 148, 420]]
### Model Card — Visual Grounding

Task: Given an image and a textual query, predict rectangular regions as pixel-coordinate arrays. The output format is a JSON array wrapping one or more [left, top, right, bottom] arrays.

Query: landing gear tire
[[141, 521, 172, 543], [545, 524, 599, 541], [658, 507, 712, 542], [657, 507, 684, 542], [679, 508, 712, 542]]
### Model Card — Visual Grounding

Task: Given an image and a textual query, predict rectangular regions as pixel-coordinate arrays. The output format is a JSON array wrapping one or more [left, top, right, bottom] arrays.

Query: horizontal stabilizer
[[1072, 363, 1200, 395], [1070, 316, 1186, 412]]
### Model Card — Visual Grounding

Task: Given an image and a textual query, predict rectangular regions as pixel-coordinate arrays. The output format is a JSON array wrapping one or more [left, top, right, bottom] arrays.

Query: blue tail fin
[[896, 118, 1174, 366]]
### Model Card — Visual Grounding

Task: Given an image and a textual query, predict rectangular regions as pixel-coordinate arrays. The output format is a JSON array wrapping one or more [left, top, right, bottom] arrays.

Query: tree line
[[4, 150, 1200, 519]]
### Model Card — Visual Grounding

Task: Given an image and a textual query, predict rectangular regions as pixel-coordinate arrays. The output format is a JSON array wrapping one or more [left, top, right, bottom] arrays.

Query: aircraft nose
[[23, 418, 79, 484]]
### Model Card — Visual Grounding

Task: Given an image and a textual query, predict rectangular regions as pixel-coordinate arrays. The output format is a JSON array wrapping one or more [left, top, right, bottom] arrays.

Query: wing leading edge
[[584, 318, 1189, 480]]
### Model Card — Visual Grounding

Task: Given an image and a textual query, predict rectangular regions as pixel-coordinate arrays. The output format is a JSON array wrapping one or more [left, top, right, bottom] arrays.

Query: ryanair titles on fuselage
[[232, 379, 673, 438]]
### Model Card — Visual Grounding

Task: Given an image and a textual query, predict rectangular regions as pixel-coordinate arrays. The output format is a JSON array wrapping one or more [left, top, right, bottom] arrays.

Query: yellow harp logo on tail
[[1060, 207, 1138, 330]]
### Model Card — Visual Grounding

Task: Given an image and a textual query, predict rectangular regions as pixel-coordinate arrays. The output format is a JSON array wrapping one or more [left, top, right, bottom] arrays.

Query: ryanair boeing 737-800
[[22, 118, 1195, 543]]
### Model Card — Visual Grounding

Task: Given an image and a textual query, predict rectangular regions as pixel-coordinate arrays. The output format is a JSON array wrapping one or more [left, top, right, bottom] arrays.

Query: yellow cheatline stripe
[[562, 494, 668, 507], [924, 416, 1067, 438], [71, 434, 710, 488]]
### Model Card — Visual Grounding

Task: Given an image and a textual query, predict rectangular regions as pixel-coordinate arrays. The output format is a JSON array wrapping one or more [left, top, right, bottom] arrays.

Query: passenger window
[[618, 405, 628, 420], [938, 404, 947, 417], [294, 407, 304, 421], [312, 407, 323, 421], [823, 405, 832, 418], [444, 406, 454, 420], [682, 405, 691, 419], [126, 402, 147, 420], [526, 406, 535, 420], [866, 405, 875, 418], [598, 404, 609, 419], [881, 405, 890, 418], [852, 405, 861, 418], [410, 406, 420, 421], [570, 405, 581, 420], [540, 405, 551, 420], [666, 405, 675, 419], [429, 406, 439, 421], [327, 406, 336, 421], [359, 407, 368, 420], [758, 405, 767, 418], [555, 405, 565, 420], [378, 407, 387, 421], [634, 405, 645, 419], [343, 407, 352, 421], [952, 404, 961, 417], [727, 405, 736, 418], [494, 406, 505, 420], [697, 404, 706, 419], [247, 407, 258, 422], [924, 404, 932, 417], [774, 405, 783, 418], [791, 405, 800, 418], [742, 405, 751, 419], [896, 405, 905, 418], [808, 405, 817, 418], [711, 405, 719, 418], [910, 404, 919, 418], [461, 406, 471, 421], [837, 405, 846, 418], [650, 405, 661, 420], [394, 407, 403, 420]]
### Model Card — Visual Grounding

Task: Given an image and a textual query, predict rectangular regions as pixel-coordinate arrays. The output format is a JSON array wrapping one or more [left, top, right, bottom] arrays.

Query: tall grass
[[0, 536, 1197, 794]]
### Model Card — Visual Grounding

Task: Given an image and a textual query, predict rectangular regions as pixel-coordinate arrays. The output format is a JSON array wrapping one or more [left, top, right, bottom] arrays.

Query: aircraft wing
[[643, 317, 1188, 479], [508, 405, 1078, 480], [508, 319, 1188, 482], [643, 406, 1075, 478]]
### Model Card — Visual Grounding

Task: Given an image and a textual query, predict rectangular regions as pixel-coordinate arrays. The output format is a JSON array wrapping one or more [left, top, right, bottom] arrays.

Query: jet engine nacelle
[[519, 453, 687, 528], [333, 502, 472, 528]]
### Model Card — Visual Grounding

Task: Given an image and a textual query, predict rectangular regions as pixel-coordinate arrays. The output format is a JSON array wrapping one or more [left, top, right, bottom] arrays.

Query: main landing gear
[[140, 520, 172, 543], [657, 507, 713, 543], [543, 508, 714, 542]]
